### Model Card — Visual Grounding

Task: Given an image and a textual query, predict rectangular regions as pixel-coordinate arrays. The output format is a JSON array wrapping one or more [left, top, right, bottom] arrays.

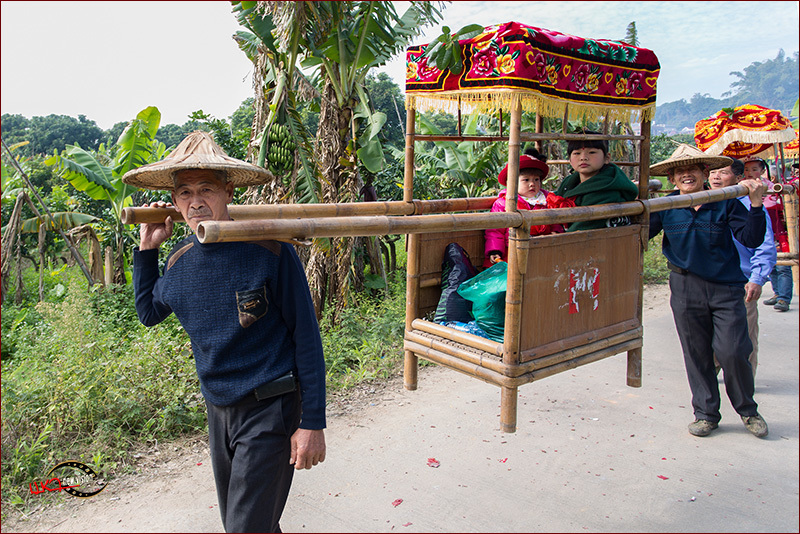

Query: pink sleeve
[[485, 196, 509, 259]]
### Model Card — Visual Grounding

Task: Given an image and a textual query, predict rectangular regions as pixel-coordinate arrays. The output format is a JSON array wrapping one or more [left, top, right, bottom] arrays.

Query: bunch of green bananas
[[266, 122, 296, 176]]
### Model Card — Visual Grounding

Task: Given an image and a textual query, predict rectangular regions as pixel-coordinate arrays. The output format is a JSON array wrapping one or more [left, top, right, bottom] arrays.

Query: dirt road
[[5, 284, 799, 532]]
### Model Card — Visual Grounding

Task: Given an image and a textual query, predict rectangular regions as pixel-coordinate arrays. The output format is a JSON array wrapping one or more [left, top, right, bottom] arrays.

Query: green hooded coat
[[554, 163, 639, 231]]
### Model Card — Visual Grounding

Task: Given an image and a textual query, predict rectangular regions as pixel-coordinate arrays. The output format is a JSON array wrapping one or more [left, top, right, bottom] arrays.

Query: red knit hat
[[498, 154, 550, 186]]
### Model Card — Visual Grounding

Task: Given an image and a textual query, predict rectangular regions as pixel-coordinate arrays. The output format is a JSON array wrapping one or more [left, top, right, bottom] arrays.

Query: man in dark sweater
[[649, 144, 768, 439], [123, 131, 326, 532]]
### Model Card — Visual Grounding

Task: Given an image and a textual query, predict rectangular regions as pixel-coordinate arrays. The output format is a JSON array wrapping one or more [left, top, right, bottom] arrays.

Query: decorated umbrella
[[405, 21, 660, 123], [694, 104, 795, 158], [784, 129, 799, 157]]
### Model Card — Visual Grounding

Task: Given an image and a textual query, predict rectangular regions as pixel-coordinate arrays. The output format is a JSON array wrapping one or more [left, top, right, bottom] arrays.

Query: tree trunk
[[1, 192, 25, 304], [38, 223, 46, 301], [312, 80, 360, 319], [105, 246, 113, 287]]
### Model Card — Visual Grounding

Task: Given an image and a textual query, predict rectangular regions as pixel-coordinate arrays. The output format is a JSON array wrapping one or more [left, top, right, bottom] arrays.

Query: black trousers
[[206, 389, 301, 533], [668, 271, 758, 423]]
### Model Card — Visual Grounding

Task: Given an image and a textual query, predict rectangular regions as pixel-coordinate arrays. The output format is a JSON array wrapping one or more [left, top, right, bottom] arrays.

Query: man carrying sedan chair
[[648, 144, 769, 439], [123, 130, 327, 533]]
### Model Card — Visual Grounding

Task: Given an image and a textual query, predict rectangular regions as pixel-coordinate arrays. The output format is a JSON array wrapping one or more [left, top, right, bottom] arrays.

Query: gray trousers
[[668, 271, 758, 423], [206, 389, 301, 533]]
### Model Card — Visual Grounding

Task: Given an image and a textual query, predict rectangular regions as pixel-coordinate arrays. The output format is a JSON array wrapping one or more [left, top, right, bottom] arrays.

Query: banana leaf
[[21, 212, 98, 233]]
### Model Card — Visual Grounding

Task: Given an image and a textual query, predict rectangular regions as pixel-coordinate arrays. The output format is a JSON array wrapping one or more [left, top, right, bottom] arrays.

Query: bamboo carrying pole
[[196, 210, 524, 243], [195, 185, 751, 243], [120, 197, 497, 225]]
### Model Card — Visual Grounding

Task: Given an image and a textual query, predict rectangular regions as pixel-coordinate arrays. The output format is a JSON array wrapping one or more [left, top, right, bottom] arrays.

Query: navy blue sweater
[[133, 237, 326, 430], [649, 192, 766, 285]]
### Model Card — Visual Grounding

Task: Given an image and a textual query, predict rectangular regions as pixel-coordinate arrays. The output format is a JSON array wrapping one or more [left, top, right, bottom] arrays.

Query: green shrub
[[643, 232, 669, 284], [1, 277, 203, 513], [320, 271, 407, 389]]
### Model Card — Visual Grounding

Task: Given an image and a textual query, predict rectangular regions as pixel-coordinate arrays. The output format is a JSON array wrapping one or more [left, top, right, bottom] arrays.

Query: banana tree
[[232, 0, 445, 317], [45, 106, 167, 284], [404, 113, 506, 198]]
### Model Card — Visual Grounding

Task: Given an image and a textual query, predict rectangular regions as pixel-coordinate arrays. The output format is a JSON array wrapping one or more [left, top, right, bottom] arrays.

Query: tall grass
[[643, 233, 670, 284], [1, 274, 205, 512], [1, 260, 413, 514]]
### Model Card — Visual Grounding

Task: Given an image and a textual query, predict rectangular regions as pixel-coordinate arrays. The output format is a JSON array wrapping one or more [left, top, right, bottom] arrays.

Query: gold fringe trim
[[702, 127, 797, 156], [405, 90, 656, 124]]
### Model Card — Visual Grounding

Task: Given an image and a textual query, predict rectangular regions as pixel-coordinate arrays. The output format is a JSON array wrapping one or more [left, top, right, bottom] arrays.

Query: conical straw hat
[[649, 143, 733, 176], [122, 130, 273, 190]]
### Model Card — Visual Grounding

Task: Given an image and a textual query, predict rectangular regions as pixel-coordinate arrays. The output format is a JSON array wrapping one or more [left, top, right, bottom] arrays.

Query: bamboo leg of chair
[[627, 347, 642, 387], [500, 386, 518, 433], [627, 118, 650, 390], [499, 101, 524, 434], [404, 350, 419, 391], [403, 103, 419, 391]]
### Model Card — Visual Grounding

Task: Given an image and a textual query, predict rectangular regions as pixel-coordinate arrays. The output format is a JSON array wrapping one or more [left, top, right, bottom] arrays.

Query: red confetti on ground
[[197, 462, 202, 466], [649, 406, 654, 409], [657, 475, 669, 480], [499, 458, 508, 463], [392, 499, 403, 507], [427, 458, 440, 468], [403, 523, 413, 527]]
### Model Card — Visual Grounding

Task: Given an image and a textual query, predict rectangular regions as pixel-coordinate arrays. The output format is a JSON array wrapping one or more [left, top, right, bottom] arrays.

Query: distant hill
[[653, 50, 798, 134]]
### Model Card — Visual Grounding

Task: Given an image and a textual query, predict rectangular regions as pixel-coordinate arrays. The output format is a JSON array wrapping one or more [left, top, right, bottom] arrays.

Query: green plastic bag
[[456, 262, 507, 342]]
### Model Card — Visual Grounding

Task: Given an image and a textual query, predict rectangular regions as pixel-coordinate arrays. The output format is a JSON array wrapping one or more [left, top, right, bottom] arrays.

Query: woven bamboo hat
[[122, 130, 272, 190], [649, 143, 733, 176]]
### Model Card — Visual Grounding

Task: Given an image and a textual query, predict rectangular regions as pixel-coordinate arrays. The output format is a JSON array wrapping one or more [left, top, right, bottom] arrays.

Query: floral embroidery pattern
[[472, 39, 520, 78], [572, 64, 601, 93], [543, 56, 562, 86], [405, 21, 660, 111], [406, 46, 439, 81], [577, 38, 639, 63]]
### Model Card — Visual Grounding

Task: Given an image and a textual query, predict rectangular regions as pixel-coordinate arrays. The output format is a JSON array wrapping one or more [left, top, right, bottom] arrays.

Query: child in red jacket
[[484, 149, 570, 267]]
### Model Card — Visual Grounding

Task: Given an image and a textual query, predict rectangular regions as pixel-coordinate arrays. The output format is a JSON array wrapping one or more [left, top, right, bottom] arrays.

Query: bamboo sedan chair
[[402, 22, 662, 433], [123, 22, 665, 435]]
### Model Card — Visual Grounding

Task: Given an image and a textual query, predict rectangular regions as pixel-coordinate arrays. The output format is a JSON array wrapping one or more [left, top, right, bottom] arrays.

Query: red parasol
[[784, 129, 799, 156], [694, 104, 794, 157]]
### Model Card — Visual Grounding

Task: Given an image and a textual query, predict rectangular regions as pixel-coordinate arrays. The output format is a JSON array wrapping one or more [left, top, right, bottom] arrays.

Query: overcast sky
[[2, 1, 798, 130]]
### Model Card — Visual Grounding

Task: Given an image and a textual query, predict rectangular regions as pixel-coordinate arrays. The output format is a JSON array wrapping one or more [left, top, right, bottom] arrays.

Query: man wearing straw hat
[[123, 131, 326, 532], [649, 144, 769, 439]]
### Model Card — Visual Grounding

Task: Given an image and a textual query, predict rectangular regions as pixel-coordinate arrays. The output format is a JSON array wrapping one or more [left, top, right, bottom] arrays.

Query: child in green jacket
[[554, 130, 639, 231]]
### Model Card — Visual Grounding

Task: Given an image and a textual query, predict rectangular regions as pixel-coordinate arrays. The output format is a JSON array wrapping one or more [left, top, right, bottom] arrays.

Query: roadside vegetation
[[0, 248, 413, 515], [3, 3, 786, 518]]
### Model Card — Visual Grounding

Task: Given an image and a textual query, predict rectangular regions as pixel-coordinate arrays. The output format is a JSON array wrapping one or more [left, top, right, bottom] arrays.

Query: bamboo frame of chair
[[126, 106, 799, 434]]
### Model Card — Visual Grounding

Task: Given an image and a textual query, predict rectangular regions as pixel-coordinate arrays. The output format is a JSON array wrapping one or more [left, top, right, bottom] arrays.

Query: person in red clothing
[[484, 149, 569, 267]]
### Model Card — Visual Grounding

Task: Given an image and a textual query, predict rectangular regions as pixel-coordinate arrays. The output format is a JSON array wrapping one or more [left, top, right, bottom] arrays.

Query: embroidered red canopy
[[694, 104, 795, 158], [405, 21, 660, 122]]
